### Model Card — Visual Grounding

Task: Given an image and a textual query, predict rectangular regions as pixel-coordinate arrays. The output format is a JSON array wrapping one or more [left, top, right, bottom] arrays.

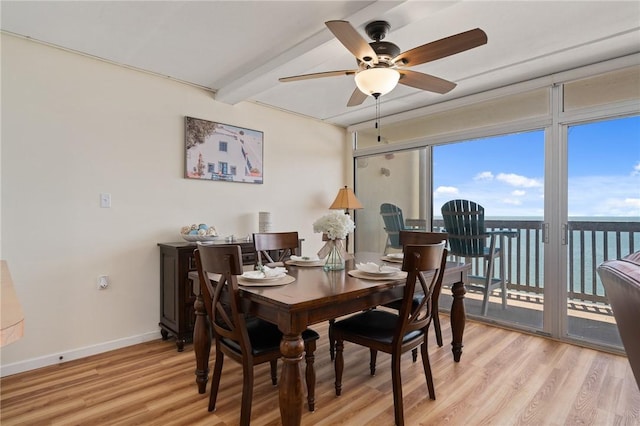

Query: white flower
[[313, 211, 355, 240]]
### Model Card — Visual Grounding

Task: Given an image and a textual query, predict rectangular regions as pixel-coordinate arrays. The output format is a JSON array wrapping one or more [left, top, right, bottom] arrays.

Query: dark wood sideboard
[[157, 241, 256, 351], [157, 239, 303, 351]]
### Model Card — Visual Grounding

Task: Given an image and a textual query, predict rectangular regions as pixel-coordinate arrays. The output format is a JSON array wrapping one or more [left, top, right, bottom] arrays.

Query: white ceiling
[[2, 1, 639, 128]]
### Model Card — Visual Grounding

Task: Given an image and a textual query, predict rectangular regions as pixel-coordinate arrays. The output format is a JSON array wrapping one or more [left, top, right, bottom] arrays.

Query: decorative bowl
[[180, 223, 219, 242], [181, 234, 220, 242]]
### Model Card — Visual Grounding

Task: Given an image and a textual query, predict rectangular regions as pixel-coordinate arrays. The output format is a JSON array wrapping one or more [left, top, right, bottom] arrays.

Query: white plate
[[241, 271, 287, 282], [381, 256, 403, 263], [348, 269, 408, 281], [238, 275, 295, 287], [356, 263, 401, 276], [387, 253, 404, 259], [285, 259, 325, 267], [290, 255, 320, 263]]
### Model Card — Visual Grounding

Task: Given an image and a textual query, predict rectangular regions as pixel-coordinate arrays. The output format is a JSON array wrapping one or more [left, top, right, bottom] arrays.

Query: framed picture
[[184, 116, 264, 184]]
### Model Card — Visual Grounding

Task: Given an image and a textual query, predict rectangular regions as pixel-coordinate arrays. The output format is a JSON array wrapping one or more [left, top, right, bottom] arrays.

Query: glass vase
[[323, 239, 345, 271]]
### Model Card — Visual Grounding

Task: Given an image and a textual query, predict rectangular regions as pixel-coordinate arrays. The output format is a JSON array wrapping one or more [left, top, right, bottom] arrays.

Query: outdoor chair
[[331, 242, 446, 426], [380, 203, 426, 254], [195, 245, 320, 425], [441, 199, 515, 316]]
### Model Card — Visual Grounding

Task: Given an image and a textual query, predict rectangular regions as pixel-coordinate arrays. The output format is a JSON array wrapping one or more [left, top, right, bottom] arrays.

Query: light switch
[[100, 193, 111, 208]]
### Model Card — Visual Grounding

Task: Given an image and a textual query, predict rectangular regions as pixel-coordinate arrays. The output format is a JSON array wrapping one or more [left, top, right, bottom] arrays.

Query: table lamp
[[329, 186, 363, 251]]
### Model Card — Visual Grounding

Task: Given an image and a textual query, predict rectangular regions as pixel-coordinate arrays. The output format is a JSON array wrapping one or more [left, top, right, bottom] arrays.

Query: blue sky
[[433, 115, 640, 218]]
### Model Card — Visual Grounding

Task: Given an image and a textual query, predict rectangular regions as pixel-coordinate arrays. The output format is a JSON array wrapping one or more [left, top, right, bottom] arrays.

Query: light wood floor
[[2, 316, 639, 425]]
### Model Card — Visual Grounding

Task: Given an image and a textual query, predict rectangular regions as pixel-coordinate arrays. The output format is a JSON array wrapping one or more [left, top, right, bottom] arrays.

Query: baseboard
[[0, 331, 160, 378]]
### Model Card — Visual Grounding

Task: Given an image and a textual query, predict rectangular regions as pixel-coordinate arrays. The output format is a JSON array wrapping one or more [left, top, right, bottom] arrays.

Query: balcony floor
[[439, 288, 623, 350]]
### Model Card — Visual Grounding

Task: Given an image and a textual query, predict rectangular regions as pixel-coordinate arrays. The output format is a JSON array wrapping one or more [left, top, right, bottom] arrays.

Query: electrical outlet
[[100, 193, 111, 208], [98, 275, 109, 289]]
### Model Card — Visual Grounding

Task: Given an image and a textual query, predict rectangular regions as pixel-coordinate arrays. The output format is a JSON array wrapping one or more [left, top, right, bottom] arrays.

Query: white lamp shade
[[354, 68, 400, 97]]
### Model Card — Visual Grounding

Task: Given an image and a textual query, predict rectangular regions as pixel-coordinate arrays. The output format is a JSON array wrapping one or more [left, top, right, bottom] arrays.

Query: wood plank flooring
[[2, 315, 639, 425]]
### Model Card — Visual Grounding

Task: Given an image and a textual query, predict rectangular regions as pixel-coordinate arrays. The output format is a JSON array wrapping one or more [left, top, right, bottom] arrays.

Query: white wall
[[0, 34, 348, 375]]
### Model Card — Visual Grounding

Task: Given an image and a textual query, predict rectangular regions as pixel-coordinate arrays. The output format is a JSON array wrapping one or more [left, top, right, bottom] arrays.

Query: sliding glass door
[[432, 131, 545, 329], [564, 115, 640, 347], [353, 118, 637, 350]]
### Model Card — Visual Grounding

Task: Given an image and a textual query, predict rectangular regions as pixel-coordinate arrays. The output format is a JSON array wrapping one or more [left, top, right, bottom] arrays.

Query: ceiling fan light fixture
[[354, 67, 400, 97]]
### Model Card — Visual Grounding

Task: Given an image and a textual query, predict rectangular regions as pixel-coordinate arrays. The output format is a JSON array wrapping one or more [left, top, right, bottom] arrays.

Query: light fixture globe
[[354, 67, 400, 97]]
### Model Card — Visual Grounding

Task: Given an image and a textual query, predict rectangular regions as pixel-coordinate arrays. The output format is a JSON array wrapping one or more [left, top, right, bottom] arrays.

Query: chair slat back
[[397, 242, 446, 340], [399, 230, 448, 247], [195, 245, 250, 352], [253, 232, 299, 265], [380, 203, 405, 248], [441, 199, 489, 258]]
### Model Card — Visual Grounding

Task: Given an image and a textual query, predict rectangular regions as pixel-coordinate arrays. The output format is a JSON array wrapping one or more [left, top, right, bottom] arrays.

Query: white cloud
[[496, 173, 542, 188], [434, 186, 459, 197], [502, 198, 523, 205], [569, 175, 640, 217], [511, 190, 526, 196], [632, 162, 640, 176], [474, 171, 494, 181], [624, 198, 640, 209]]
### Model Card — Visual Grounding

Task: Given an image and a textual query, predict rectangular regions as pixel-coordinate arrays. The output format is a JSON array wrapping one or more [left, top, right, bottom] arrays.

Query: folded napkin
[[290, 255, 320, 262], [243, 265, 287, 279], [356, 262, 400, 274], [387, 253, 404, 259]]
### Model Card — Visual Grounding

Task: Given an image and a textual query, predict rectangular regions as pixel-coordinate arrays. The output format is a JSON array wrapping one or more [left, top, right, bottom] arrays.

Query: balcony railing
[[432, 219, 640, 305]]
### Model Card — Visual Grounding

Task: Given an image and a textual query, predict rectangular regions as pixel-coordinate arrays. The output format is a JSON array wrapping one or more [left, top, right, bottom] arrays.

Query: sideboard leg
[[194, 290, 211, 394]]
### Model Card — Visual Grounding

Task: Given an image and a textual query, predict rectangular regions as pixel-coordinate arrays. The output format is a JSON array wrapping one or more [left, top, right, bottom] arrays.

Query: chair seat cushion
[[383, 296, 422, 312], [332, 310, 423, 345], [222, 317, 319, 356]]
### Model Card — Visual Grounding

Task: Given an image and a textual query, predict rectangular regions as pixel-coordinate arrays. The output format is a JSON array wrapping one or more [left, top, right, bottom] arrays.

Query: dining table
[[189, 251, 470, 426]]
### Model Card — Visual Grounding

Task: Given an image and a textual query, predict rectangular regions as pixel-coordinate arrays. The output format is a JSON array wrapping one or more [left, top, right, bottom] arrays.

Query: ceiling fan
[[279, 20, 487, 107]]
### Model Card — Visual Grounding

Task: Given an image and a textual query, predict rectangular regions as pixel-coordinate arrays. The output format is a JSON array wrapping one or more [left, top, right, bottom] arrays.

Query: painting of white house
[[185, 116, 263, 184]]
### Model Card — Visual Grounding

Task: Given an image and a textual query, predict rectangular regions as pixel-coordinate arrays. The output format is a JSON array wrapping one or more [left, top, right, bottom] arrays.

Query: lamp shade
[[329, 186, 363, 210], [354, 67, 400, 97]]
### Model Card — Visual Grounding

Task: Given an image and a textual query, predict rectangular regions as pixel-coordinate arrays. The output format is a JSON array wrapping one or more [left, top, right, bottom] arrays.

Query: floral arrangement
[[313, 211, 355, 240]]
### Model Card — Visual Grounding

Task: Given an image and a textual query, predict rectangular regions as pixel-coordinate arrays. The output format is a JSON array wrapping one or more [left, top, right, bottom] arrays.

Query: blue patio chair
[[441, 199, 515, 316], [380, 203, 405, 254]]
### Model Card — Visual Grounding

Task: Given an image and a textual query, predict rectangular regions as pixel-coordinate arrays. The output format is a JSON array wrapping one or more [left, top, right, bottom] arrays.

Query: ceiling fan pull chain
[[376, 95, 381, 142]]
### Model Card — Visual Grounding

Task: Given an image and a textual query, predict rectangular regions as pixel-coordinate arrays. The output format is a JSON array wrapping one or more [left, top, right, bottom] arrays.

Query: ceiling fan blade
[[398, 70, 456, 94], [394, 28, 487, 67], [347, 87, 368, 107], [325, 20, 378, 63], [279, 70, 357, 82]]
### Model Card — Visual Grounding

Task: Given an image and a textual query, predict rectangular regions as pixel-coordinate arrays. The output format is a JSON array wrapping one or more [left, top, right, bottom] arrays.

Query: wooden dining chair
[[252, 231, 300, 267], [331, 242, 446, 426], [195, 245, 320, 425], [385, 231, 448, 348]]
